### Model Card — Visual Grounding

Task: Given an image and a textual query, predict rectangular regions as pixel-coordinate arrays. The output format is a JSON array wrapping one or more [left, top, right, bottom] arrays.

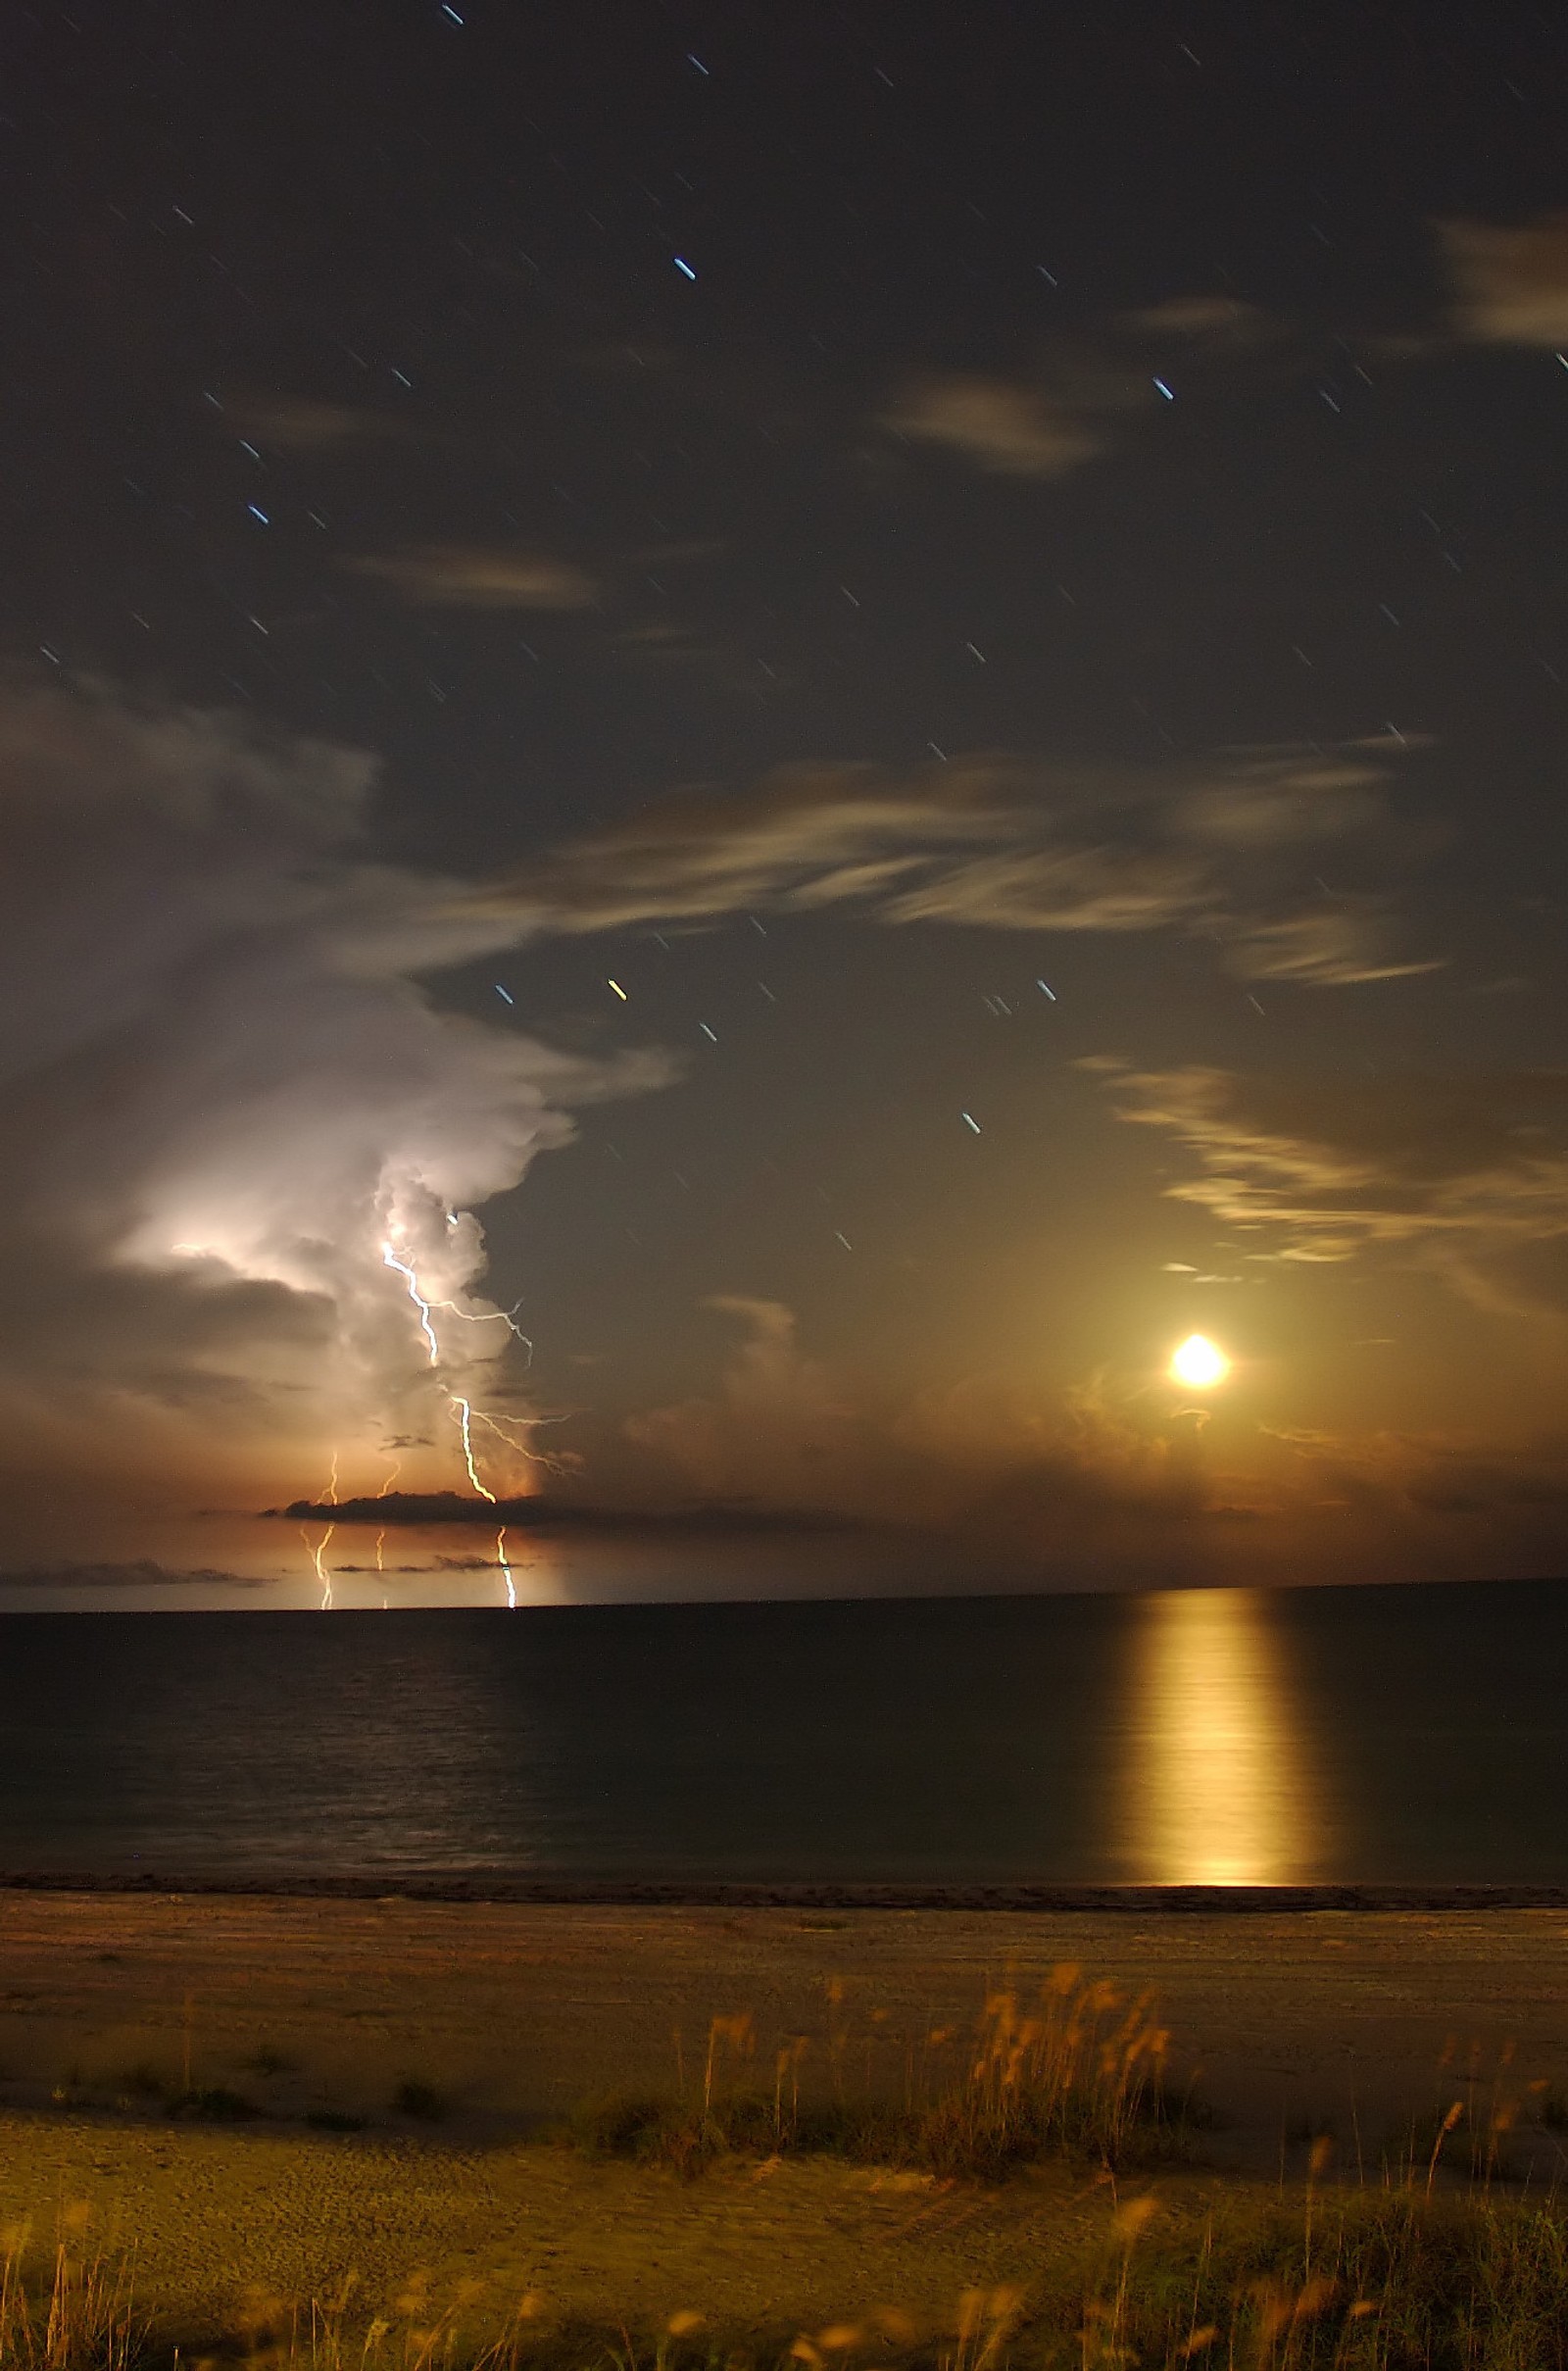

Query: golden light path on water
[[1124, 1586, 1321, 1885]]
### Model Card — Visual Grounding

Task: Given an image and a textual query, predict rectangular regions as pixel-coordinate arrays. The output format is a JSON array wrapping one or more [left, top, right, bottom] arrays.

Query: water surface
[[1, 1581, 1564, 1885]]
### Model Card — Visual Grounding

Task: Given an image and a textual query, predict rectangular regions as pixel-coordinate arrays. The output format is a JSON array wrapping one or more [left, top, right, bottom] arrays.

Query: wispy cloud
[[1114, 297, 1282, 347], [1439, 213, 1568, 345], [221, 394, 417, 450], [1219, 905, 1444, 987], [342, 546, 598, 609], [478, 742, 1437, 987], [1088, 1060, 1568, 1288], [882, 296, 1293, 480], [882, 374, 1107, 477]]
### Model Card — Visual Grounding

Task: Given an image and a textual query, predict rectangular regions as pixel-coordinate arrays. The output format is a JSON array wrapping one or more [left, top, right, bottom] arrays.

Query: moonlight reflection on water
[[1127, 1586, 1323, 1885]]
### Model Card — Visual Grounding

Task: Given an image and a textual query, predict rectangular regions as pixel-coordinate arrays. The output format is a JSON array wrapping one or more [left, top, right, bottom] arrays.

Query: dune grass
[[15, 2184, 1568, 2371], [0, 2216, 139, 2371], [12, 1962, 1568, 2371], [571, 1968, 1196, 2180]]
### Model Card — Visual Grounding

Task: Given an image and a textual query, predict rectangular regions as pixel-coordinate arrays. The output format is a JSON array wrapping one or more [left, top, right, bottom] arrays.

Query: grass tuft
[[575, 1970, 1196, 2181], [0, 2219, 142, 2371]]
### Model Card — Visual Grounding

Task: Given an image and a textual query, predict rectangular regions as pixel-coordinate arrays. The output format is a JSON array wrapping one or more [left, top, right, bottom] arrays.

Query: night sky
[[5, 1, 1568, 1605]]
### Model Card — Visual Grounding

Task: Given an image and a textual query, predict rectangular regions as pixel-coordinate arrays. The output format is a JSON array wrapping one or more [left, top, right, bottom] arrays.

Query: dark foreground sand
[[0, 1893, 1564, 2335]]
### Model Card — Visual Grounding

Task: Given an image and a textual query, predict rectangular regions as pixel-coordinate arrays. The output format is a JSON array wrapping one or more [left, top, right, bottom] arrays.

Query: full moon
[[1170, 1333, 1230, 1389]]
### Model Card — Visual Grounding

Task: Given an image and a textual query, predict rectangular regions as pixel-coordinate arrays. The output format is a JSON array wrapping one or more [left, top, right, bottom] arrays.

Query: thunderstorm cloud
[[0, 684, 662, 1555]]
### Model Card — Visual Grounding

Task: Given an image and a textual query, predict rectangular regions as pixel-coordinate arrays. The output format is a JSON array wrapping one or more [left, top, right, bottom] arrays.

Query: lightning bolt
[[373, 1456, 399, 1577], [367, 1235, 544, 1529], [426, 1296, 534, 1366], [302, 1521, 336, 1609], [468, 1403, 572, 1476], [381, 1243, 441, 1364], [452, 1398, 498, 1503], [496, 1525, 515, 1609], [302, 1449, 342, 1604]]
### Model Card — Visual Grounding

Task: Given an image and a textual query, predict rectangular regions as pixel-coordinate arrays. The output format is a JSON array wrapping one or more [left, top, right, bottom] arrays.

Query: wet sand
[[0, 1892, 1564, 2335]]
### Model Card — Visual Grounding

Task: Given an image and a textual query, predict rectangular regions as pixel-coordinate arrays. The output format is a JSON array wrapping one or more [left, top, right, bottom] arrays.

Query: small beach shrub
[[118, 2062, 169, 2100], [169, 2084, 261, 2121], [571, 2094, 724, 2176], [306, 2108, 367, 2134], [391, 2078, 449, 2123], [242, 2045, 296, 2078]]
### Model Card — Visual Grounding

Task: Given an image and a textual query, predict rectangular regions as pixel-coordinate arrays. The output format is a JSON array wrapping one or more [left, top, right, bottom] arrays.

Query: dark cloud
[[271, 1487, 859, 1537], [1263, 1423, 1568, 1523], [0, 1560, 265, 1591]]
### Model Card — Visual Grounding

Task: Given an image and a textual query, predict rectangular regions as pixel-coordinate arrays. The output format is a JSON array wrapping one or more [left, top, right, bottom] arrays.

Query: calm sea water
[[2, 1581, 1566, 1887]]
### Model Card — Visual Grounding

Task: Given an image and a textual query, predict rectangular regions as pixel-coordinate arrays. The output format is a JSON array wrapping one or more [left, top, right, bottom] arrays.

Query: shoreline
[[3, 1871, 1568, 1909]]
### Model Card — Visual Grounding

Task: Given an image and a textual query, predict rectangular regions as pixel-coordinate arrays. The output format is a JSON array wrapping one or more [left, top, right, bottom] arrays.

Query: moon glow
[[1170, 1334, 1230, 1390]]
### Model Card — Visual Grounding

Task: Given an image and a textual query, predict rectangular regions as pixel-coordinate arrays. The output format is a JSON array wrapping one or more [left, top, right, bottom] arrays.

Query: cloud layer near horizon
[[613, 1298, 1568, 1589]]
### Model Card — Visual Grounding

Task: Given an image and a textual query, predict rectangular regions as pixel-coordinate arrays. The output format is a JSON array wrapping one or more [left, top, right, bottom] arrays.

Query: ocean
[[3, 1580, 1566, 1889]]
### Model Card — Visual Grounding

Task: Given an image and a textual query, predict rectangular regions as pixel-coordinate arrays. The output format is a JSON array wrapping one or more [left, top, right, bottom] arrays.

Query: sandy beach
[[0, 1892, 1564, 2338]]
